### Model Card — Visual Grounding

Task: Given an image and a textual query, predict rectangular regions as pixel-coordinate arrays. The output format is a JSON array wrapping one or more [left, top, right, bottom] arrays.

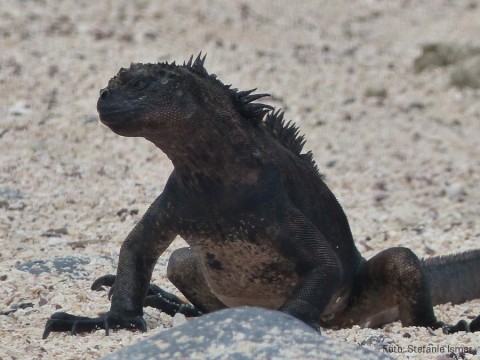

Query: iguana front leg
[[271, 205, 342, 330], [43, 194, 176, 338]]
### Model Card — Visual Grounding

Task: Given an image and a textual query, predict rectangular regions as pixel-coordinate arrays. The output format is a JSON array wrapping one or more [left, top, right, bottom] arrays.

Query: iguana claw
[[91, 274, 116, 299], [470, 316, 480, 332]]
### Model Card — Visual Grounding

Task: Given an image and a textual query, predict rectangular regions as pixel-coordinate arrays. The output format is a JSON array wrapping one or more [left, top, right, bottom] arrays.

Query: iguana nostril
[[99, 88, 109, 99]]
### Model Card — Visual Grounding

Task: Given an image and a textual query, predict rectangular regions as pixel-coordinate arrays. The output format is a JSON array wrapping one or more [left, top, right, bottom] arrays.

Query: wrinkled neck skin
[[145, 113, 264, 190]]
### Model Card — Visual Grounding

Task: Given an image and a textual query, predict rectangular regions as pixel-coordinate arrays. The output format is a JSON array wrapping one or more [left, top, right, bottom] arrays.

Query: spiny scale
[[161, 53, 320, 176]]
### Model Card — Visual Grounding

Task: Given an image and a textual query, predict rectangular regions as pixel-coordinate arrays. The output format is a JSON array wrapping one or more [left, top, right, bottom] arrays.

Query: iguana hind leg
[[167, 247, 227, 314], [367, 247, 439, 327], [91, 246, 227, 318], [328, 247, 474, 333], [326, 247, 438, 329], [91, 273, 201, 317]]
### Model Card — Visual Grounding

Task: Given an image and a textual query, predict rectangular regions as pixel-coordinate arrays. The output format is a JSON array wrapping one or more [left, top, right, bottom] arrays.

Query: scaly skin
[[43, 54, 480, 339]]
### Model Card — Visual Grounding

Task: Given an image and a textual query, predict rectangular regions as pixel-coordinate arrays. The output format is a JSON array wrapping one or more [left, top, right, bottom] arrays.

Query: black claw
[[91, 274, 116, 291], [137, 316, 147, 332], [91, 274, 116, 300], [42, 323, 53, 340], [470, 316, 480, 332], [71, 322, 78, 336], [104, 317, 110, 336], [305, 320, 321, 333]]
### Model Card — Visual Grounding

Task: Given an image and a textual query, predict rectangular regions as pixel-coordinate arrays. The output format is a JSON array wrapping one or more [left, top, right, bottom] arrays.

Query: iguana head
[[97, 54, 272, 141], [97, 54, 319, 177]]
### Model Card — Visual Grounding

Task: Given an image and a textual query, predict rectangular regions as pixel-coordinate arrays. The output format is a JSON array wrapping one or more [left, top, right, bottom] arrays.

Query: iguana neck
[[145, 115, 264, 187]]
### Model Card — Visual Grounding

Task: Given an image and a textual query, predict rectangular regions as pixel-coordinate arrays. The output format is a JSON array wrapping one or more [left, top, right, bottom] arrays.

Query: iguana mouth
[[97, 98, 136, 126], [98, 109, 132, 126]]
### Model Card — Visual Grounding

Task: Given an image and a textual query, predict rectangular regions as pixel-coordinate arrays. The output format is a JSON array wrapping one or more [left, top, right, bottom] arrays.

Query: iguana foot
[[431, 319, 477, 334], [92, 274, 201, 317], [42, 310, 146, 339]]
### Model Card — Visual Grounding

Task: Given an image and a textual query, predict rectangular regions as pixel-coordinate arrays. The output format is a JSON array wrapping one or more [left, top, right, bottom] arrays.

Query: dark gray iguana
[[43, 54, 480, 338]]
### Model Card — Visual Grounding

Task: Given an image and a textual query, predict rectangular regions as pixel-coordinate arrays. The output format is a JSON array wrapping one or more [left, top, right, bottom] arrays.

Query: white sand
[[1, 1, 479, 359]]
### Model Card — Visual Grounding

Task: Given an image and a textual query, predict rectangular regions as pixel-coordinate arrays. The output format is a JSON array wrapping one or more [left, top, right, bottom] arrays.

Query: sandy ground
[[1, 0, 480, 359]]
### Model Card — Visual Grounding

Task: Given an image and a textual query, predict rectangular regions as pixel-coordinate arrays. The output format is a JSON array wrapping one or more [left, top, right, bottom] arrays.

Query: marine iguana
[[43, 54, 480, 338]]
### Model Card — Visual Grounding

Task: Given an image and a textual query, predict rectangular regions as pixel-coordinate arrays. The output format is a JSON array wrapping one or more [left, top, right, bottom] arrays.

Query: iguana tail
[[421, 249, 480, 306]]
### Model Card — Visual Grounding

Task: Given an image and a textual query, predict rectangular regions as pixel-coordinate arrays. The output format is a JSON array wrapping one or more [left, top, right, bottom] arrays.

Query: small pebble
[[172, 312, 187, 327], [442, 182, 464, 201]]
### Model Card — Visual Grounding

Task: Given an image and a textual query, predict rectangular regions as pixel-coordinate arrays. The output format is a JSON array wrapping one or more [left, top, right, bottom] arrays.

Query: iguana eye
[[131, 79, 148, 90]]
